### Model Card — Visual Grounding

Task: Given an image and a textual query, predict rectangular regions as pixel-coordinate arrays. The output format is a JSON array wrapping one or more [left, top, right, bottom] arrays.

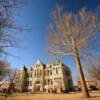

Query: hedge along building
[[15, 60, 73, 93]]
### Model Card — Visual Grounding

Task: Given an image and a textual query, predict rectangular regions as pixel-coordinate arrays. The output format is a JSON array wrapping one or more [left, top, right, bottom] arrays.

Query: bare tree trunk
[[73, 39, 89, 98], [75, 51, 89, 97]]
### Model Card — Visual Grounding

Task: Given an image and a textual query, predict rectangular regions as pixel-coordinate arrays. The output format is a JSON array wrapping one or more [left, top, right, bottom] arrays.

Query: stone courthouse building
[[15, 60, 73, 93]]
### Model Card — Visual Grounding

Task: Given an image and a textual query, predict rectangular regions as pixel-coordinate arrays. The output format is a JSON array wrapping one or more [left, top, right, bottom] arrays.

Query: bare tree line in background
[[0, 0, 27, 88], [88, 56, 100, 82], [47, 6, 100, 98], [0, 0, 27, 97], [0, 60, 16, 93], [0, 60, 9, 82]]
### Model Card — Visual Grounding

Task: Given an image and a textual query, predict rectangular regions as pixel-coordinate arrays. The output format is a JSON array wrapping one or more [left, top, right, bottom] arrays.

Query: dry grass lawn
[[0, 92, 100, 100]]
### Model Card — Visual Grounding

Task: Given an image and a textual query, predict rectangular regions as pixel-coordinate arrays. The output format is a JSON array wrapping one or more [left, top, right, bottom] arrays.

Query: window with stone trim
[[50, 70, 52, 75], [44, 80, 46, 85], [34, 70, 36, 77], [48, 79, 50, 85], [50, 65, 52, 68], [56, 67, 58, 74], [51, 79, 53, 85], [46, 70, 49, 76], [39, 70, 42, 76]]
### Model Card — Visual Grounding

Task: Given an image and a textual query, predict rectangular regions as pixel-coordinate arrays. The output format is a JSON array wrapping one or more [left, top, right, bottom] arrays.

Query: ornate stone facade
[[15, 60, 73, 93]]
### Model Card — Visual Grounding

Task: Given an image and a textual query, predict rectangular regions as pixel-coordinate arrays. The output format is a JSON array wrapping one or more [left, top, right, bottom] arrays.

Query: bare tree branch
[[0, 0, 29, 56], [88, 57, 100, 81]]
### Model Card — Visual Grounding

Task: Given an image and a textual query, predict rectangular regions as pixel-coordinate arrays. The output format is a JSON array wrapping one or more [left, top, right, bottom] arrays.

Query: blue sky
[[4, 0, 100, 83]]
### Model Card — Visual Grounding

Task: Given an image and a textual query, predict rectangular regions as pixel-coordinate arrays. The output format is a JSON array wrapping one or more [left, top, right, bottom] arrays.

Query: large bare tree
[[47, 6, 100, 97]]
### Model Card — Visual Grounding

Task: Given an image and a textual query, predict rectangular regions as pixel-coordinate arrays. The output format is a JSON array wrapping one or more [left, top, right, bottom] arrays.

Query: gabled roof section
[[35, 59, 43, 65], [34, 59, 46, 68], [35, 59, 41, 64]]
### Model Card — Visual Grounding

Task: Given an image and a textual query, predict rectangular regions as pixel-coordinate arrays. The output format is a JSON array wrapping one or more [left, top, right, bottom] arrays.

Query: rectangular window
[[53, 68, 55, 70], [58, 67, 60, 69], [47, 70, 49, 76], [48, 79, 50, 85], [50, 70, 52, 75], [44, 70, 46, 76], [40, 70, 42, 76], [50, 65, 52, 68], [56, 68, 58, 74], [34, 70, 36, 77], [44, 80, 46, 85], [37, 69, 39, 77], [51, 79, 53, 85]]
